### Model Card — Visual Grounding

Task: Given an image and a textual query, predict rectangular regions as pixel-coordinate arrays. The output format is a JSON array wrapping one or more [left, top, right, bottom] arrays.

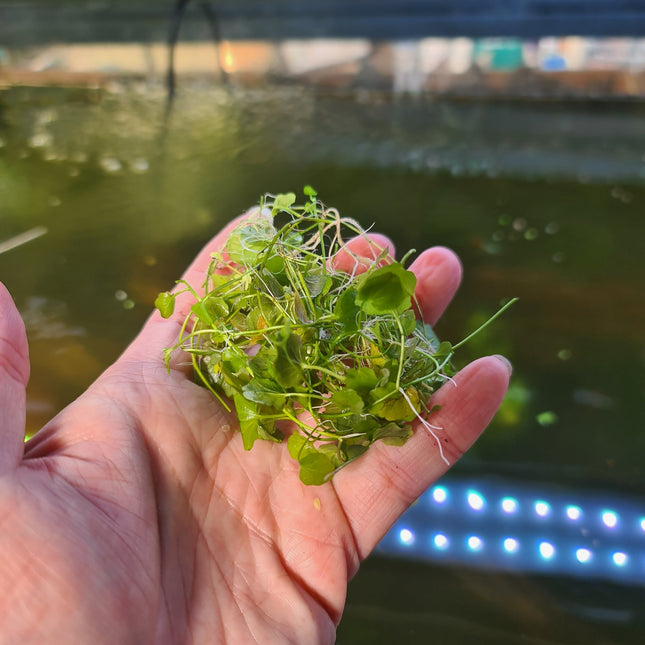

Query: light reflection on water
[[1, 84, 645, 643]]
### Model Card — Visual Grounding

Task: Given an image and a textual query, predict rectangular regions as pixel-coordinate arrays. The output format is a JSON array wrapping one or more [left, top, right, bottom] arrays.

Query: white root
[[399, 387, 450, 466]]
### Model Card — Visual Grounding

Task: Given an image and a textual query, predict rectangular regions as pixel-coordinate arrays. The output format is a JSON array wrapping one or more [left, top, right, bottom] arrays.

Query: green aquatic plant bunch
[[156, 188, 514, 485]]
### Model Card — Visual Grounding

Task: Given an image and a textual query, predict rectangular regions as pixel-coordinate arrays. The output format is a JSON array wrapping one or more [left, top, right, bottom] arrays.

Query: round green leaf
[[154, 291, 175, 318], [298, 452, 336, 486], [355, 263, 417, 315]]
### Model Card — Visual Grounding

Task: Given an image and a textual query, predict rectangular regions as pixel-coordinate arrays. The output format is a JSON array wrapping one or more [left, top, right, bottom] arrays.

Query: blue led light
[[501, 497, 519, 514], [467, 491, 486, 511], [378, 475, 645, 586], [576, 548, 592, 564], [398, 528, 415, 546], [612, 552, 628, 567], [539, 541, 556, 560], [602, 510, 618, 529], [432, 486, 448, 504], [503, 537, 519, 553], [535, 501, 551, 518], [467, 536, 484, 552], [433, 533, 450, 550]]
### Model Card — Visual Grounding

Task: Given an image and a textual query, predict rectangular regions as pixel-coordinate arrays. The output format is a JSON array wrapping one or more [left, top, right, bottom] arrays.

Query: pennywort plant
[[156, 188, 515, 485]]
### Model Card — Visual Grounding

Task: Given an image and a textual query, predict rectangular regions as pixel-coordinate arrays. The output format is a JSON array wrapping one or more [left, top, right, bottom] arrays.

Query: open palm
[[0, 218, 510, 644]]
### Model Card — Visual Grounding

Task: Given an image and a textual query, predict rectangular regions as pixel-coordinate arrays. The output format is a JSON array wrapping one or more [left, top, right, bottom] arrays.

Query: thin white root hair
[[399, 387, 450, 466], [439, 374, 458, 388]]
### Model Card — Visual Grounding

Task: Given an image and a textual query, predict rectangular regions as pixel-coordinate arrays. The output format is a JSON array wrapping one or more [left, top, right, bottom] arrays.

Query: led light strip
[[376, 478, 645, 586]]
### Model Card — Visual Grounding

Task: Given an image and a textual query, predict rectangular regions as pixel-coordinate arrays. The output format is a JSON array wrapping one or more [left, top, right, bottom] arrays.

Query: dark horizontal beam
[[2, 0, 645, 47]]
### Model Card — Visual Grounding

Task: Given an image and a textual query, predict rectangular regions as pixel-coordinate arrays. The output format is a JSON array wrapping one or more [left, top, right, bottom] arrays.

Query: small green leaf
[[233, 394, 260, 450], [203, 295, 229, 319], [345, 367, 378, 397], [252, 294, 281, 327], [281, 326, 303, 360], [190, 301, 215, 326], [257, 269, 284, 297], [333, 287, 360, 331], [375, 367, 391, 388], [249, 346, 278, 379], [400, 309, 416, 335], [228, 311, 248, 331], [434, 340, 454, 360], [370, 385, 419, 422], [287, 433, 314, 460], [221, 347, 248, 378], [298, 451, 336, 486], [226, 219, 276, 266], [355, 263, 416, 315], [379, 396, 418, 422], [328, 389, 364, 414], [341, 443, 369, 462], [422, 323, 441, 351], [323, 414, 360, 435], [273, 192, 297, 211], [155, 291, 175, 318], [274, 330, 303, 388], [303, 264, 327, 298], [242, 378, 286, 408], [281, 229, 304, 251], [257, 418, 283, 443], [372, 422, 414, 446], [345, 416, 379, 438], [293, 292, 311, 324], [303, 185, 318, 200], [264, 252, 285, 276]]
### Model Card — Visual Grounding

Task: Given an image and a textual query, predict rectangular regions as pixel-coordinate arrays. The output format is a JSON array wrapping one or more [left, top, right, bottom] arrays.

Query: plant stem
[[451, 297, 518, 351]]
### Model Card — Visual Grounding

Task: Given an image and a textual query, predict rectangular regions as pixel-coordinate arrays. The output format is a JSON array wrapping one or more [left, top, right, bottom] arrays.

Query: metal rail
[[2, 1, 645, 47]]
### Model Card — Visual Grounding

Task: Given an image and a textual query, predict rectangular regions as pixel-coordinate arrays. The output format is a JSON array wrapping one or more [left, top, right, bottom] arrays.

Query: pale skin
[[0, 215, 510, 644]]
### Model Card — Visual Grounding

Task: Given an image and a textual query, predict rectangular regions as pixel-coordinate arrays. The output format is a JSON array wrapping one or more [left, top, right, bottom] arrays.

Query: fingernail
[[493, 354, 513, 376]]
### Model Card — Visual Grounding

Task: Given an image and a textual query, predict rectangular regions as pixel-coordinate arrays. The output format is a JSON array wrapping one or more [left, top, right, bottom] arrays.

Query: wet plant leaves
[[242, 378, 286, 408], [226, 219, 276, 266], [373, 422, 414, 446], [298, 452, 336, 486], [274, 330, 303, 388], [345, 367, 378, 397], [333, 287, 360, 331], [158, 190, 514, 484], [273, 192, 297, 212], [190, 301, 215, 326], [376, 387, 420, 422], [328, 388, 364, 415], [355, 263, 416, 315], [233, 394, 260, 450], [154, 291, 175, 318], [287, 433, 311, 460]]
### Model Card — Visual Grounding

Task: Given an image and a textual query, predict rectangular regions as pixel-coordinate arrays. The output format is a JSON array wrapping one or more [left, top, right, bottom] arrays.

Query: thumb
[[0, 282, 29, 471]]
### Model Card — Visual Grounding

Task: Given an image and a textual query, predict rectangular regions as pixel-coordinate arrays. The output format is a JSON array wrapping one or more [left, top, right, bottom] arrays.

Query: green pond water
[[1, 83, 644, 643]]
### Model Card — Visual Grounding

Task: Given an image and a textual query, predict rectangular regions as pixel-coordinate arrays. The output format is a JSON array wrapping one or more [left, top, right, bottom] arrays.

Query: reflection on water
[[20, 295, 86, 340], [1, 83, 644, 643]]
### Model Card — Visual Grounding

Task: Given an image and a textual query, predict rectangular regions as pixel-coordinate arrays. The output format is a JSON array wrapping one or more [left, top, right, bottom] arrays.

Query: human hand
[[0, 216, 510, 644]]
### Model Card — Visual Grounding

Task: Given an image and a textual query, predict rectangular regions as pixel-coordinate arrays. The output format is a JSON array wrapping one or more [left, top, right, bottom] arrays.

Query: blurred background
[[1, 1, 644, 643]]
